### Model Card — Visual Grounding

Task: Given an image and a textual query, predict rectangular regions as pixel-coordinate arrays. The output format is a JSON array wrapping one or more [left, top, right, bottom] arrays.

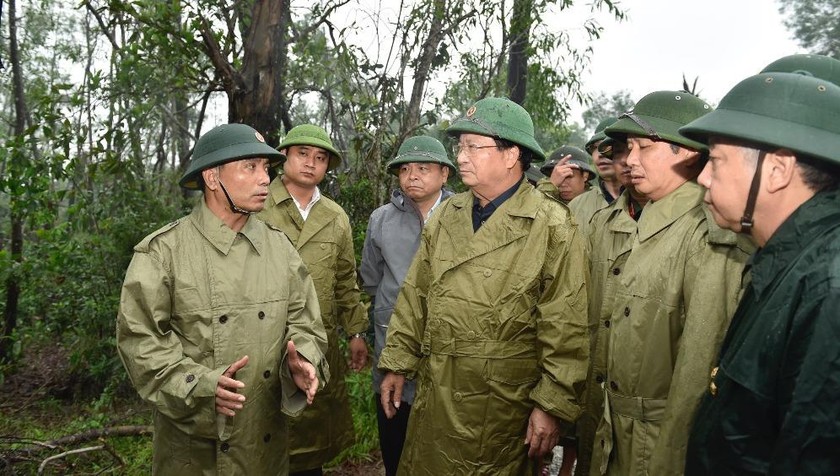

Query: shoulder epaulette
[[134, 219, 183, 252]]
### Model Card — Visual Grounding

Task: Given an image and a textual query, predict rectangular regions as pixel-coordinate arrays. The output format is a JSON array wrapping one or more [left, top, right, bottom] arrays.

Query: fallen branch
[[4, 425, 152, 455], [37, 445, 104, 474]]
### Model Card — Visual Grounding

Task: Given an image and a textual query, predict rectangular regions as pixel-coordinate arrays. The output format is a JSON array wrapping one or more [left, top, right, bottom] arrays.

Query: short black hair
[[494, 138, 534, 172]]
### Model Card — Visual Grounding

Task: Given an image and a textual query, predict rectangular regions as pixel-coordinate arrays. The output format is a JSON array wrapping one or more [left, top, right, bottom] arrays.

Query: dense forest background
[[0, 0, 833, 473]]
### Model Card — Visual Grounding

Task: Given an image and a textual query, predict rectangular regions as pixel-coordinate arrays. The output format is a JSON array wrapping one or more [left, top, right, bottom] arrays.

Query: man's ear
[[504, 145, 521, 170], [202, 167, 219, 191], [764, 148, 798, 194], [441, 164, 450, 181]]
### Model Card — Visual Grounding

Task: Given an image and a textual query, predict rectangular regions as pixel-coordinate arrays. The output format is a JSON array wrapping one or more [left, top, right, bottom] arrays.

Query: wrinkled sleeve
[[334, 213, 369, 336], [116, 249, 224, 439], [771, 278, 840, 474], [280, 245, 330, 417], [650, 234, 749, 475], [530, 218, 590, 429], [535, 177, 560, 200], [377, 223, 432, 379], [359, 210, 383, 299]]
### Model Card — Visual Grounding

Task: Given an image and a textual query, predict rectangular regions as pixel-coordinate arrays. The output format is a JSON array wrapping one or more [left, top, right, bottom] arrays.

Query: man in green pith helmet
[[117, 123, 329, 475], [378, 97, 589, 475], [761, 52, 840, 85], [680, 71, 840, 475], [567, 117, 623, 237], [585, 91, 753, 476], [537, 145, 598, 204], [360, 135, 455, 476], [257, 124, 369, 476]]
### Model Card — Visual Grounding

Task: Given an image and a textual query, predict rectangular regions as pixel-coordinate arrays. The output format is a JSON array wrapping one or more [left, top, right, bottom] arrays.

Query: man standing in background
[[258, 124, 369, 476], [360, 135, 455, 476]]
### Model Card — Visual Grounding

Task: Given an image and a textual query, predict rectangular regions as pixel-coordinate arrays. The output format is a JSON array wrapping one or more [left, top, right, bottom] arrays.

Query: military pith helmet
[[585, 116, 619, 153], [606, 91, 712, 152], [277, 124, 342, 171], [446, 97, 546, 160], [386, 136, 456, 176], [540, 145, 597, 182], [525, 163, 545, 184], [761, 54, 840, 86], [179, 123, 284, 190], [680, 72, 840, 167]]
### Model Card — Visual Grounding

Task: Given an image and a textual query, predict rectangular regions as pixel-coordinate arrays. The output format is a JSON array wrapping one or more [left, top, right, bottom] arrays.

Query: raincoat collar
[[750, 188, 840, 297], [606, 190, 641, 235], [190, 199, 264, 256], [636, 181, 704, 243]]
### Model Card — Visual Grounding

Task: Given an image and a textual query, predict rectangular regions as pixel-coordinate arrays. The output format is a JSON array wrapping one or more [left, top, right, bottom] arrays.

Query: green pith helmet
[[680, 72, 840, 167], [761, 54, 840, 86], [277, 124, 342, 171], [446, 97, 546, 160], [597, 136, 619, 159], [585, 116, 619, 153], [525, 163, 545, 183], [386, 136, 456, 176], [540, 145, 597, 181], [179, 123, 285, 190], [606, 90, 712, 152]]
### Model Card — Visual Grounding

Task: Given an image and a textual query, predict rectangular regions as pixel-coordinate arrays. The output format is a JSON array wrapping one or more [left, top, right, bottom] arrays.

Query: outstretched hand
[[287, 340, 319, 404], [216, 355, 248, 416]]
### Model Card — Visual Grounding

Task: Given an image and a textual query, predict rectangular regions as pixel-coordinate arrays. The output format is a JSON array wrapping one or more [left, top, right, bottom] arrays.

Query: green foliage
[[328, 367, 379, 466], [779, 0, 840, 57]]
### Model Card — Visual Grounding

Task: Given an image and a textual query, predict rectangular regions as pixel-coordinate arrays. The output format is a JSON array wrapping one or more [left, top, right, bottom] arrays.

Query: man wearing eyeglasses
[[586, 92, 753, 476], [378, 97, 589, 475]]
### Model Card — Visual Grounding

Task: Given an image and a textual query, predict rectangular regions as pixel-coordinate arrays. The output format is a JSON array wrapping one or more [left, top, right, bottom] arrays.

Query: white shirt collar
[[291, 187, 321, 220]]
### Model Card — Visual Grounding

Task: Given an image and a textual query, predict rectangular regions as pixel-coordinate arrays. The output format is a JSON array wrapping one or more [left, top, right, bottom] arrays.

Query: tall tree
[[507, 0, 533, 104], [779, 0, 840, 57]]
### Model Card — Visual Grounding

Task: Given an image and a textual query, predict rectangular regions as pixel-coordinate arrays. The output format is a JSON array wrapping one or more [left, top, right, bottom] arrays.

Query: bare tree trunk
[[2, 0, 29, 362], [507, 0, 532, 105]]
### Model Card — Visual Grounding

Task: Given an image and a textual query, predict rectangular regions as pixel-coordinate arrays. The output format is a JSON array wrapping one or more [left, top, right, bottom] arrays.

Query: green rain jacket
[[258, 178, 368, 471], [569, 185, 609, 239], [117, 200, 329, 475], [574, 191, 635, 476], [379, 180, 589, 476], [587, 182, 753, 476], [686, 189, 840, 475]]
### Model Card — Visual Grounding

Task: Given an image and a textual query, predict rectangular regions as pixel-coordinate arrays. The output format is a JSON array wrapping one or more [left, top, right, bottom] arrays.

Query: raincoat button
[[220, 442, 230, 453], [258, 311, 265, 319], [454, 392, 463, 402], [263, 433, 271, 443], [623, 307, 630, 317], [467, 331, 476, 339], [220, 315, 228, 324], [596, 375, 604, 384], [483, 269, 492, 277], [263, 370, 271, 379], [185, 374, 195, 383], [612, 268, 621, 275], [609, 381, 618, 391], [320, 243, 326, 250], [604, 320, 610, 328]]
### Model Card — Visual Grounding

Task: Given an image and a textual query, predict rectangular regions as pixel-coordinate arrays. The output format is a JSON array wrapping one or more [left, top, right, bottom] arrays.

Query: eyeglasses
[[452, 143, 498, 157]]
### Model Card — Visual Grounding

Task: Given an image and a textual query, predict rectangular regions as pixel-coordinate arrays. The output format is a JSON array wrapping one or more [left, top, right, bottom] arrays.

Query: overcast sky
[[569, 0, 801, 120]]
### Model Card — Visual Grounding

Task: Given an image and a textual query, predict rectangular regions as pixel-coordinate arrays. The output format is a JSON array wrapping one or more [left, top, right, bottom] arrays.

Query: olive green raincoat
[[535, 177, 565, 203], [587, 182, 753, 476], [379, 180, 589, 475], [569, 186, 609, 239], [117, 200, 329, 475], [258, 179, 368, 471]]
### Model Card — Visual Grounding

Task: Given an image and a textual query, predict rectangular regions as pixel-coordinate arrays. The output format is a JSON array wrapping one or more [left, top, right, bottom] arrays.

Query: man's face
[[556, 167, 589, 202], [697, 138, 757, 232], [455, 133, 516, 189], [397, 162, 449, 203], [282, 145, 330, 187], [611, 142, 632, 187], [592, 142, 615, 180], [625, 135, 693, 201], [215, 158, 272, 212]]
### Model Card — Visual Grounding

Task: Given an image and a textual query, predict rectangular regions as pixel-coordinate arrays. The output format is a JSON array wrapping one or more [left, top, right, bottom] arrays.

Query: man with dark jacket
[[360, 135, 455, 476], [681, 64, 840, 475]]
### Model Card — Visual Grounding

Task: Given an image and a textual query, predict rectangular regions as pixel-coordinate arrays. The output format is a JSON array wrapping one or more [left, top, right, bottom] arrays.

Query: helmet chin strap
[[739, 150, 767, 234], [217, 179, 252, 215]]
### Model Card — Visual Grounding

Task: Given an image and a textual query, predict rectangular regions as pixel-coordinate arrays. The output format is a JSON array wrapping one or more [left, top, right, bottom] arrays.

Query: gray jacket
[[360, 188, 453, 402]]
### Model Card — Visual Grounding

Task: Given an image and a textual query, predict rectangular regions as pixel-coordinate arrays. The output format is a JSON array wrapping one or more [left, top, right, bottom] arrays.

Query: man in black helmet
[[681, 69, 840, 475], [117, 123, 329, 475]]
